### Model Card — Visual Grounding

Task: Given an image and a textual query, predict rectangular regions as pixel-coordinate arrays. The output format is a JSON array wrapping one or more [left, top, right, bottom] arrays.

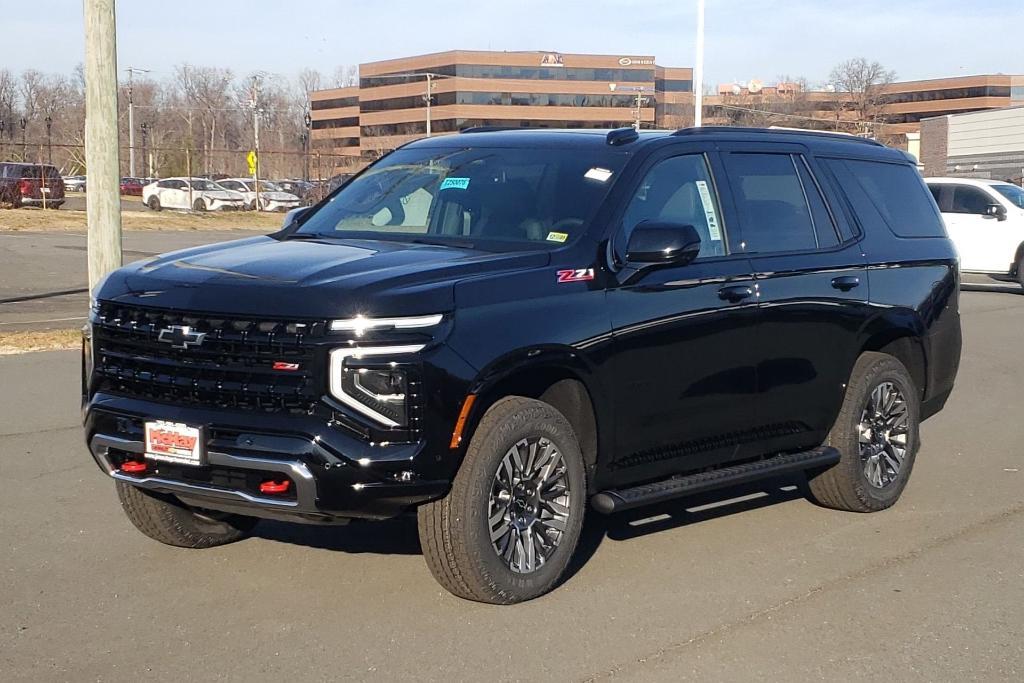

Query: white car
[[926, 178, 1024, 289], [142, 177, 245, 212], [63, 175, 87, 192], [217, 178, 301, 212]]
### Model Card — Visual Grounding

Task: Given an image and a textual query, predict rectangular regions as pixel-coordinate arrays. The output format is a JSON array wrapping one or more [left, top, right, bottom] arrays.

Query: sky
[[3, 0, 1021, 87]]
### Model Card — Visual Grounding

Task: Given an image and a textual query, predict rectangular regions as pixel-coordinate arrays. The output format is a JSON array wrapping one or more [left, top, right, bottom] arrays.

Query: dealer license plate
[[144, 420, 203, 466]]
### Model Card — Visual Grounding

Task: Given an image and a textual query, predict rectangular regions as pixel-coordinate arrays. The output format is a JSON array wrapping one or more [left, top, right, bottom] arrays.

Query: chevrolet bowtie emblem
[[157, 325, 207, 349]]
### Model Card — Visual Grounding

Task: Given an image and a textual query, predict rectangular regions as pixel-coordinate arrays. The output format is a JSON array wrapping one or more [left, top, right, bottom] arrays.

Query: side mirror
[[626, 221, 702, 266], [985, 204, 1007, 221], [283, 206, 309, 228]]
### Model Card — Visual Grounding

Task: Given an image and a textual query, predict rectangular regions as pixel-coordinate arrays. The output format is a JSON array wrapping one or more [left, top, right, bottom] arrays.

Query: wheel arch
[[859, 320, 927, 401], [459, 349, 605, 489]]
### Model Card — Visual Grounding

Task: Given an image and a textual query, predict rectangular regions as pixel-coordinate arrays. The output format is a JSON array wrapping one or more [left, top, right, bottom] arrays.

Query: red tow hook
[[259, 479, 291, 495], [120, 460, 147, 474]]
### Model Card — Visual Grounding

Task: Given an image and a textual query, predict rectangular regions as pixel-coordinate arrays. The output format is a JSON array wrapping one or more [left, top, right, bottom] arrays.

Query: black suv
[[83, 127, 961, 604]]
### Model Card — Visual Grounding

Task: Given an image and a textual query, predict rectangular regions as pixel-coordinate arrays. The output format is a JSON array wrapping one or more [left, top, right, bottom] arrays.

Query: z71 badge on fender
[[556, 268, 595, 283]]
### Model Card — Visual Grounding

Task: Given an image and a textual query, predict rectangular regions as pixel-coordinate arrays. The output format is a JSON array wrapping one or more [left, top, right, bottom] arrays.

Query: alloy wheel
[[857, 381, 910, 488], [488, 437, 571, 574]]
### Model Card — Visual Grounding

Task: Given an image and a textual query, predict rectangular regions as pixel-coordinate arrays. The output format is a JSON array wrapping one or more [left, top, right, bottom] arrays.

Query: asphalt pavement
[[0, 230, 266, 330], [1, 291, 1022, 681]]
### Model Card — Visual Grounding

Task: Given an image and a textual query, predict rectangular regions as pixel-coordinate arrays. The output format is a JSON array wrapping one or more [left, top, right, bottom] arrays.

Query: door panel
[[608, 259, 758, 483], [605, 148, 760, 485]]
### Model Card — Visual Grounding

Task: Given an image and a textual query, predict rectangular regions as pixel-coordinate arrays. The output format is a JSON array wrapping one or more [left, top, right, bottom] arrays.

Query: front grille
[[92, 302, 329, 413]]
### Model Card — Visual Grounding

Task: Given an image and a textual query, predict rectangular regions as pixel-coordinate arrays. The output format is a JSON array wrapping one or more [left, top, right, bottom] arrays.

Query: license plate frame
[[144, 420, 204, 466]]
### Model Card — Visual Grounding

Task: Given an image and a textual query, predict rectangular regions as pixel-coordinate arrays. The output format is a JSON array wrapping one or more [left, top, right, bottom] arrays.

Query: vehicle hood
[[98, 235, 550, 318], [261, 191, 299, 201]]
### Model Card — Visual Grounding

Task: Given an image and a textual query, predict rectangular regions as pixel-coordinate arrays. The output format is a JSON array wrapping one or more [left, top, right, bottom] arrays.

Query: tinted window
[[620, 154, 726, 258], [824, 159, 945, 238], [993, 183, 1024, 209], [950, 186, 994, 214], [722, 153, 818, 253], [795, 157, 840, 249]]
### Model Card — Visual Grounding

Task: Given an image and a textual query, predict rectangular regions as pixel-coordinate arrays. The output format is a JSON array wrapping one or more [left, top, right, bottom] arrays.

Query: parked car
[[63, 175, 87, 192], [119, 177, 145, 196], [85, 127, 961, 604], [217, 178, 301, 212], [0, 162, 65, 208], [925, 178, 1024, 289], [274, 179, 316, 204], [141, 177, 245, 212]]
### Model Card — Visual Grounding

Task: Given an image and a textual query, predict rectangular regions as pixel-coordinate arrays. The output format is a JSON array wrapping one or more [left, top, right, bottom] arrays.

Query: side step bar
[[591, 446, 840, 514]]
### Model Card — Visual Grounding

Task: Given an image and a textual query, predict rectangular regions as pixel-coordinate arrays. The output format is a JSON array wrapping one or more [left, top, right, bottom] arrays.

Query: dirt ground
[[0, 329, 81, 354], [0, 201, 283, 232]]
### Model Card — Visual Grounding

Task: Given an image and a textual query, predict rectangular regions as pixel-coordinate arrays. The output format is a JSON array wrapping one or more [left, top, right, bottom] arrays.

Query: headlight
[[329, 345, 424, 427]]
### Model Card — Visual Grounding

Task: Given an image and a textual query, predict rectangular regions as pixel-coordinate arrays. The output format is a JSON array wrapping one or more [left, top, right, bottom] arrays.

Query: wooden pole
[[84, 0, 122, 292]]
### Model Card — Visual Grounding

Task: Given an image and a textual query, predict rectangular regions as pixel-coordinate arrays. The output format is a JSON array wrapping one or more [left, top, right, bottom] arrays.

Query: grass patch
[[0, 329, 82, 355], [0, 207, 284, 232]]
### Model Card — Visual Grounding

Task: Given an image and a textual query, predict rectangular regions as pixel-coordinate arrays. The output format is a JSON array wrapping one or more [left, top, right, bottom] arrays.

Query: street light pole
[[20, 117, 27, 161], [125, 67, 149, 178], [693, 0, 705, 127], [303, 110, 312, 182], [45, 116, 52, 164], [424, 73, 434, 137], [140, 122, 149, 177]]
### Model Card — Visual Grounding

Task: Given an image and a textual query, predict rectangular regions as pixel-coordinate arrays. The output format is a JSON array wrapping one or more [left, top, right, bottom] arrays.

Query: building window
[[879, 85, 1011, 105], [312, 117, 359, 129], [359, 65, 654, 88], [311, 97, 359, 110], [655, 79, 693, 93]]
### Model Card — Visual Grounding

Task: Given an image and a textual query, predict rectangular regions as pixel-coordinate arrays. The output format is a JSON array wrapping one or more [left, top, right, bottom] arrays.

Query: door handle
[[718, 285, 754, 303], [831, 275, 860, 292]]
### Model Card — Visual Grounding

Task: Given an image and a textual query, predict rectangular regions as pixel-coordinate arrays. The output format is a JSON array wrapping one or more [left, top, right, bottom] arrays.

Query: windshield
[[993, 184, 1024, 209], [192, 179, 222, 191], [257, 180, 281, 192], [294, 145, 628, 247]]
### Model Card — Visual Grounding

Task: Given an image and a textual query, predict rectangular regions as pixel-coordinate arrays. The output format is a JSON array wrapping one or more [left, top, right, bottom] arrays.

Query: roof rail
[[606, 127, 639, 146], [671, 126, 884, 147], [459, 126, 534, 134]]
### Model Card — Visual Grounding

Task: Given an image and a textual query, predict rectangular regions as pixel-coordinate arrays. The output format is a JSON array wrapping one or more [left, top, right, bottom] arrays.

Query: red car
[[120, 177, 145, 196], [0, 163, 65, 208]]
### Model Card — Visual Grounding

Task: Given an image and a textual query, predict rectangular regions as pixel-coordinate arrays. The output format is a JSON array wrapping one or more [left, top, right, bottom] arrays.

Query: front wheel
[[806, 352, 920, 512], [418, 396, 586, 604], [1016, 252, 1024, 290], [147, 195, 161, 211], [116, 481, 256, 548], [192, 198, 206, 212]]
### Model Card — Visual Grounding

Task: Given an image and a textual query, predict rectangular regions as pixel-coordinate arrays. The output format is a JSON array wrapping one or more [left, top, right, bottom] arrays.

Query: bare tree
[[332, 65, 358, 88], [829, 58, 897, 131]]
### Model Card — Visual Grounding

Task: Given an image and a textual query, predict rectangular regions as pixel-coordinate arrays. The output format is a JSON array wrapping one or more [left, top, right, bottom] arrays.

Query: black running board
[[591, 447, 840, 514]]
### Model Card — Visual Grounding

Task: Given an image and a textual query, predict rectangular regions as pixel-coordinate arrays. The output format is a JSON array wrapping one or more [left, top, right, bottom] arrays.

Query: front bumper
[[84, 394, 450, 524], [208, 199, 244, 211]]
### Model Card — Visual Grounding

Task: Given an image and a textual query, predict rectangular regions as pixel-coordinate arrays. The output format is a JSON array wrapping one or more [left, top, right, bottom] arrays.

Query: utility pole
[[125, 66, 149, 178], [303, 110, 311, 182], [250, 74, 263, 210], [693, 0, 705, 127], [84, 0, 122, 292]]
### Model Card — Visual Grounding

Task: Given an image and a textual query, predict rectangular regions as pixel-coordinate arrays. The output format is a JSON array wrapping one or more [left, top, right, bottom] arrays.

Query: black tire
[[418, 396, 587, 604], [247, 200, 257, 211], [147, 195, 161, 211], [1016, 251, 1024, 290], [116, 481, 257, 548], [806, 352, 920, 512], [193, 198, 206, 212]]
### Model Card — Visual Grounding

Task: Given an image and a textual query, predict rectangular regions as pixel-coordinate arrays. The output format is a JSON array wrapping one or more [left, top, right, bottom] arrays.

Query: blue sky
[[4, 0, 1021, 85]]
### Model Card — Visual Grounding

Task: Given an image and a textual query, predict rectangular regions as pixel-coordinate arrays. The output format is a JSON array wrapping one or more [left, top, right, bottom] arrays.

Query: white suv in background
[[926, 178, 1024, 289], [217, 178, 301, 212], [143, 177, 245, 212]]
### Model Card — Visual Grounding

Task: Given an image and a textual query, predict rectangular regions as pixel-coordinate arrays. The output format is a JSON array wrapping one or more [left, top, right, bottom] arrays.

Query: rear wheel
[[418, 396, 586, 604], [806, 352, 920, 512], [116, 481, 256, 548], [147, 195, 161, 211], [1016, 252, 1024, 290], [192, 198, 206, 212]]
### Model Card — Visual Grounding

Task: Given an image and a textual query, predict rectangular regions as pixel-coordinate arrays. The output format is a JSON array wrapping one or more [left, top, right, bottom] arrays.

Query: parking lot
[[1, 287, 1021, 680]]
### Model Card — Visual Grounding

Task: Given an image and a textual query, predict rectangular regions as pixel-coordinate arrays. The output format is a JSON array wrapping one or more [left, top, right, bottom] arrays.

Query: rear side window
[[722, 152, 838, 253], [949, 185, 994, 215], [824, 159, 945, 238]]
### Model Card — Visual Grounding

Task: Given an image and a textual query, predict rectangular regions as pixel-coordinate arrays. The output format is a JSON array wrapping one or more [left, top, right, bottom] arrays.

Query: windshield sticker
[[695, 180, 722, 241], [546, 231, 569, 243], [584, 167, 614, 183], [440, 177, 471, 191]]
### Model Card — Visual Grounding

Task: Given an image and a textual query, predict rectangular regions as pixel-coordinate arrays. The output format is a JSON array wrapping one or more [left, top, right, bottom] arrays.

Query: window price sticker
[[695, 180, 722, 241]]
